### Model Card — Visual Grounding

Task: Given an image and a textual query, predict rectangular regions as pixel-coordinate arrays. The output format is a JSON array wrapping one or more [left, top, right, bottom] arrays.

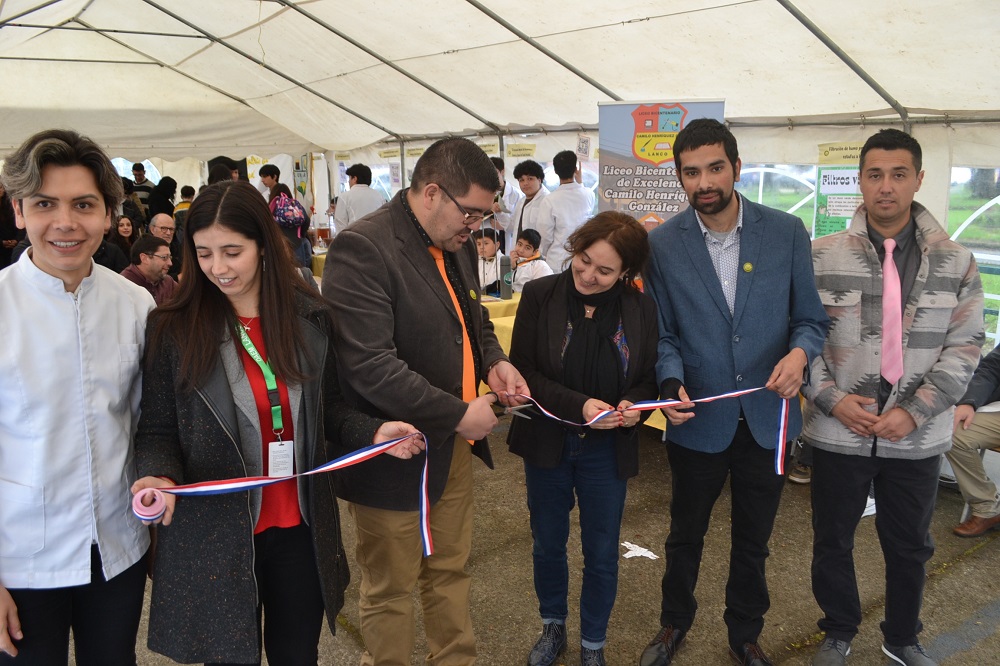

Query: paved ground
[[132, 417, 1000, 665]]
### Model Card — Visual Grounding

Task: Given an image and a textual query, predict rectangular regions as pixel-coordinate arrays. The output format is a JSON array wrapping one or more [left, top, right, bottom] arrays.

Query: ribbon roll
[[132, 487, 167, 521]]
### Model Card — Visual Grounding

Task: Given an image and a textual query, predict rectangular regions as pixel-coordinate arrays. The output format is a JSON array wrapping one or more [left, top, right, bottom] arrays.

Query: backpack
[[271, 193, 309, 231]]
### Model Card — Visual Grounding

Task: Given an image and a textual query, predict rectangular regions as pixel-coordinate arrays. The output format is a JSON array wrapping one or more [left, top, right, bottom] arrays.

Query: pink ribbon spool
[[132, 488, 167, 521]]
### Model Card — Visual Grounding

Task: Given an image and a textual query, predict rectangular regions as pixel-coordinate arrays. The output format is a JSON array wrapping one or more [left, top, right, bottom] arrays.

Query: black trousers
[[1, 545, 146, 666], [209, 522, 325, 666], [811, 447, 938, 646], [660, 419, 787, 650]]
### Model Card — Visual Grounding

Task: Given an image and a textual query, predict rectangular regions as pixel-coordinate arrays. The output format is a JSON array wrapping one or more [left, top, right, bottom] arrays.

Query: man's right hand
[[830, 394, 879, 437], [0, 584, 22, 657], [954, 404, 977, 432], [456, 394, 499, 440], [663, 386, 696, 426]]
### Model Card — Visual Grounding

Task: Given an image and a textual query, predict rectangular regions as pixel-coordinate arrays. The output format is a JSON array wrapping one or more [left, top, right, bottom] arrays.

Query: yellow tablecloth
[[311, 252, 327, 278], [482, 293, 521, 319], [490, 315, 515, 354]]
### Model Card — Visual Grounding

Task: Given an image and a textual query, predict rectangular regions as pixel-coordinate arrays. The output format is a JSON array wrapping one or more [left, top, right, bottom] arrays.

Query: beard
[[689, 187, 734, 216]]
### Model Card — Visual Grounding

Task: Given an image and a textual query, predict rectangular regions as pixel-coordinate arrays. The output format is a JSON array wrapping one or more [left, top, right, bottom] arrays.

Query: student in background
[[475, 227, 504, 296], [511, 228, 554, 293]]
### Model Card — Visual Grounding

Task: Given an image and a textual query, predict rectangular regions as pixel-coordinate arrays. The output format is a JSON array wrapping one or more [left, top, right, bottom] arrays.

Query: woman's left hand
[[375, 421, 426, 459], [617, 400, 641, 428], [584, 398, 621, 429]]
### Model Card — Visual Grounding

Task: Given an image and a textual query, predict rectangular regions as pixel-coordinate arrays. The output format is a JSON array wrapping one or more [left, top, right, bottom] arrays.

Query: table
[[311, 252, 327, 278], [482, 292, 521, 319], [479, 315, 515, 396]]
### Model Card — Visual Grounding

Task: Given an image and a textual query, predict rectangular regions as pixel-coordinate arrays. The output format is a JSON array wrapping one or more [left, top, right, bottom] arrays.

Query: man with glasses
[[324, 138, 529, 665], [148, 213, 180, 279], [120, 235, 177, 305]]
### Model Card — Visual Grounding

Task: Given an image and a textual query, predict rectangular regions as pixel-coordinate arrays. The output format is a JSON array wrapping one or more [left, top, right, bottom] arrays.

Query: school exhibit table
[[482, 293, 521, 319], [311, 251, 327, 278]]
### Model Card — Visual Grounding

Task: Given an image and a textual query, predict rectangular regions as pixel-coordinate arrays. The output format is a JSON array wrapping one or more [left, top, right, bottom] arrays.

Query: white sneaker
[[862, 495, 877, 517]]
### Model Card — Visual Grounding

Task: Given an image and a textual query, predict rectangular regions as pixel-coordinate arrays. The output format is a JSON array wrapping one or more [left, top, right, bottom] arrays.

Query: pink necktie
[[881, 238, 904, 384]]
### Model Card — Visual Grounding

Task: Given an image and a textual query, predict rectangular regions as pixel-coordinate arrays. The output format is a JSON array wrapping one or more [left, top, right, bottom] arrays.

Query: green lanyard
[[236, 324, 284, 436]]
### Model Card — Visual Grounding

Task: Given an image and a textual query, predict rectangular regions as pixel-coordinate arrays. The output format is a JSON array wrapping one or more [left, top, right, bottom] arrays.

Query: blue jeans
[[524, 432, 628, 648]]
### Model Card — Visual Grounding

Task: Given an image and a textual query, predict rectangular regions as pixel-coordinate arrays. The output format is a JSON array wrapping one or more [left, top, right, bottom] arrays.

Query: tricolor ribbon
[[132, 432, 437, 556], [512, 386, 790, 475]]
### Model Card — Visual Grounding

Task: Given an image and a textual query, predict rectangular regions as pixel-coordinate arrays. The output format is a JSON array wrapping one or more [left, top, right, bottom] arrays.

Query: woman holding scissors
[[132, 181, 423, 665], [507, 211, 659, 666]]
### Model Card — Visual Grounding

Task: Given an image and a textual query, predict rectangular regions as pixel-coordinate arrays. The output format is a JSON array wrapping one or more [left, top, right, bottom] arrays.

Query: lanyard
[[236, 324, 284, 435]]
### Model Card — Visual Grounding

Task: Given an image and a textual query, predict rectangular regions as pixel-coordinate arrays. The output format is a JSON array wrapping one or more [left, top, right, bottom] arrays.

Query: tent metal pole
[[730, 115, 1000, 128], [4, 21, 200, 38], [141, 0, 404, 144], [271, 0, 503, 136], [72, 18, 254, 109], [776, 0, 911, 133], [0, 0, 63, 27], [399, 139, 407, 189], [463, 0, 622, 102]]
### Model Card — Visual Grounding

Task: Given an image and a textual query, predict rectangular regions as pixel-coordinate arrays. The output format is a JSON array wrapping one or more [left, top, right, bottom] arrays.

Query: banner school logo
[[631, 103, 688, 167]]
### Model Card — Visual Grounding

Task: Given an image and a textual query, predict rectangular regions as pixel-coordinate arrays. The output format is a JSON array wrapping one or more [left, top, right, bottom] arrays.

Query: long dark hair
[[107, 215, 134, 255], [146, 181, 320, 390]]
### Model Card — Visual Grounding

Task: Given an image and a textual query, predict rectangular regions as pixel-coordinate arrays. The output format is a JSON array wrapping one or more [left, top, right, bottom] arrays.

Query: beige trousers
[[947, 410, 1000, 518], [350, 438, 476, 665]]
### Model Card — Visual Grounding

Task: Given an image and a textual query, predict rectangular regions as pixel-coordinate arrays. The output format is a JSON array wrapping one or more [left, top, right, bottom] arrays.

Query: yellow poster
[[334, 151, 351, 161], [406, 147, 425, 158], [818, 142, 865, 165], [507, 144, 536, 158], [478, 141, 499, 155], [378, 148, 401, 159]]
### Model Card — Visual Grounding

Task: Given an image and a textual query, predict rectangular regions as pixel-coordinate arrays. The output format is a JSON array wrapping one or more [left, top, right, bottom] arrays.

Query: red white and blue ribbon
[[132, 432, 437, 556], [511, 386, 791, 475]]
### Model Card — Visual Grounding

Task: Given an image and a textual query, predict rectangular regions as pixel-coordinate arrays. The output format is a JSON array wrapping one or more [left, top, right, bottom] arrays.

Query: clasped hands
[[583, 399, 641, 430], [831, 395, 916, 441]]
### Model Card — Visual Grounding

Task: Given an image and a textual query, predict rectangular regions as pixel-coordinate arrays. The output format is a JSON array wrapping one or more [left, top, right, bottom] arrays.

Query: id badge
[[268, 439, 294, 477]]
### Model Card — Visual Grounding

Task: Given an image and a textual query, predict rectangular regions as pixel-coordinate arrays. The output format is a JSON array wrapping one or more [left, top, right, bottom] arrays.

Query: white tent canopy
[[1, 0, 998, 165]]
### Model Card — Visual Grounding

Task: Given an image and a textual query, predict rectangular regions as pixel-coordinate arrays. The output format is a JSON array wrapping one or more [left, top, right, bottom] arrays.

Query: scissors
[[486, 392, 533, 419]]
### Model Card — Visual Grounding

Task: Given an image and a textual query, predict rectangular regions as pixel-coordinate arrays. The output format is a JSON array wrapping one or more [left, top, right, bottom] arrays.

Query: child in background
[[511, 228, 553, 293], [475, 227, 504, 296]]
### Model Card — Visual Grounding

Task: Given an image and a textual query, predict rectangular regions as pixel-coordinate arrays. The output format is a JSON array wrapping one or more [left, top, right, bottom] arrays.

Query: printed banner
[[598, 100, 724, 230]]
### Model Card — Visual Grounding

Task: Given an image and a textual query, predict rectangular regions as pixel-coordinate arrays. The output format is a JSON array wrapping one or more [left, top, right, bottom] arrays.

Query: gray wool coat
[[135, 298, 385, 664]]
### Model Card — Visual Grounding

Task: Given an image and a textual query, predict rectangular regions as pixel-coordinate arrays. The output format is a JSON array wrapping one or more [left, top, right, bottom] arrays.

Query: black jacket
[[135, 296, 384, 663], [506, 271, 660, 480], [959, 345, 1000, 409]]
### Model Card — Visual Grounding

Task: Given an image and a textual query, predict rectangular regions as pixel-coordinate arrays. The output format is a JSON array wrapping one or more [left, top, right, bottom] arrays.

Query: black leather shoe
[[581, 646, 607, 666], [729, 642, 774, 666], [639, 625, 686, 666], [528, 623, 567, 666]]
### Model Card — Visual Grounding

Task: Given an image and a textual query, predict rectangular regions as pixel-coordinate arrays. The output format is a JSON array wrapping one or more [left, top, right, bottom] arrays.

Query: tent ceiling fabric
[[0, 0, 997, 160]]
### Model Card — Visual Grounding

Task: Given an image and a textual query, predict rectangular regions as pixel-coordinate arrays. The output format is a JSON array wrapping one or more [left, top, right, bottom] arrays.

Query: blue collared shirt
[[695, 193, 745, 315]]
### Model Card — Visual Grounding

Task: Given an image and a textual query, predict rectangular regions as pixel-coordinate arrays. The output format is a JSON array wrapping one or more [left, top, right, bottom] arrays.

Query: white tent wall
[[2, 1, 998, 225]]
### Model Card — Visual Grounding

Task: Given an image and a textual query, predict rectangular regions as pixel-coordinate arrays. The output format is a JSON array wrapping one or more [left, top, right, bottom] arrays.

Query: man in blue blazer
[[638, 119, 829, 666]]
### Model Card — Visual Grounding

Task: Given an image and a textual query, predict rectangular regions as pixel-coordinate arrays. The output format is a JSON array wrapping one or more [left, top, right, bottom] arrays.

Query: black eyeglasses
[[437, 184, 493, 226]]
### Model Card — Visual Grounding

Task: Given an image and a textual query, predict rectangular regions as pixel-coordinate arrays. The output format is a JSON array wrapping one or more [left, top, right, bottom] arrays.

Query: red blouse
[[237, 317, 301, 534]]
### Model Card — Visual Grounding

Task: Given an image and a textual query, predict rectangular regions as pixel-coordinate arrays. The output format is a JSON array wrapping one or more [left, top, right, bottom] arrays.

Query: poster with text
[[813, 142, 865, 238], [598, 100, 724, 230]]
